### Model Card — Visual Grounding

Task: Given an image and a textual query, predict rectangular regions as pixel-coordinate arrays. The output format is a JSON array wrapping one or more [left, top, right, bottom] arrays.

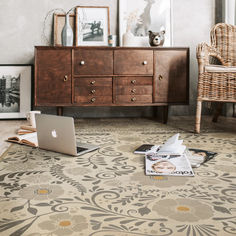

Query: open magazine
[[145, 152, 194, 176], [7, 132, 38, 147], [156, 133, 186, 155]]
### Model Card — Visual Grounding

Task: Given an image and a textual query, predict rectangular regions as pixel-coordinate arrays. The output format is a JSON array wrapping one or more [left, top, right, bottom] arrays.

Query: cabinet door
[[154, 49, 189, 103], [35, 49, 72, 105]]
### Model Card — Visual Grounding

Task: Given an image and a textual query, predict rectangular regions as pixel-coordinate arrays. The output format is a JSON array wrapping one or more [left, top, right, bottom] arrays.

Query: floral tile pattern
[[0, 118, 235, 236]]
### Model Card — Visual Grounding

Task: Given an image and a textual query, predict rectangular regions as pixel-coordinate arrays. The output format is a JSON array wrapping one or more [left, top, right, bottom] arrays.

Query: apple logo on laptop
[[51, 129, 57, 138]]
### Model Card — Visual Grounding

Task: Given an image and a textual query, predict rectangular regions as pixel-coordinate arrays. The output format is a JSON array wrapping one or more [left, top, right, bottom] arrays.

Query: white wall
[[171, 0, 214, 115], [225, 0, 236, 24], [0, 0, 118, 64], [0, 0, 215, 117]]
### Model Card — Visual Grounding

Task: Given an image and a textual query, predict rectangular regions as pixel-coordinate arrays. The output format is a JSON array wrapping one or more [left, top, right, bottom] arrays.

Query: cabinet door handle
[[90, 81, 96, 85], [91, 98, 96, 102], [91, 89, 96, 94], [131, 89, 136, 93], [64, 75, 68, 82], [80, 61, 85, 65], [143, 61, 147, 65], [131, 97, 136, 102], [159, 75, 163, 81], [131, 80, 136, 84]]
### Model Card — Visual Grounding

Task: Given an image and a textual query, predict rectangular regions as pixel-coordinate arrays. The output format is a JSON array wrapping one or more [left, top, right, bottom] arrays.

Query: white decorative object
[[26, 111, 41, 128], [122, 30, 136, 46], [61, 13, 73, 46], [119, 0, 173, 47]]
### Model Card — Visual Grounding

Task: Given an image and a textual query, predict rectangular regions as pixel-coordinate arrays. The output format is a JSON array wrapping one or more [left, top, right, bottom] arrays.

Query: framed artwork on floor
[[75, 6, 110, 46], [0, 65, 32, 119], [119, 0, 173, 47]]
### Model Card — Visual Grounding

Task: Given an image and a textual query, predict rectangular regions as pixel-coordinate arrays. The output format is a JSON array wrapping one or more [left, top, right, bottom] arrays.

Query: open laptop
[[35, 114, 99, 156]]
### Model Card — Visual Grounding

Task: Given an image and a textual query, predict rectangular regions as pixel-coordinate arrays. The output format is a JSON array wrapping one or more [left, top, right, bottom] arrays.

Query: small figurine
[[148, 30, 165, 47]]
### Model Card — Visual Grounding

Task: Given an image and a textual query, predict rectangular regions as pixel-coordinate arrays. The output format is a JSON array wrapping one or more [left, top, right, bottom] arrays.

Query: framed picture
[[75, 6, 110, 46], [53, 13, 76, 46], [119, 0, 173, 47], [0, 65, 32, 119]]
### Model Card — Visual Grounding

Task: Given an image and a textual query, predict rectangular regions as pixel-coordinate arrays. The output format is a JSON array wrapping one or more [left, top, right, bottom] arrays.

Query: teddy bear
[[148, 30, 165, 47]]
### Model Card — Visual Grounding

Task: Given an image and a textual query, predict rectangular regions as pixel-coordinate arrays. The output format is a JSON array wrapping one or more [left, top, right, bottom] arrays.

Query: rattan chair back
[[210, 23, 236, 66]]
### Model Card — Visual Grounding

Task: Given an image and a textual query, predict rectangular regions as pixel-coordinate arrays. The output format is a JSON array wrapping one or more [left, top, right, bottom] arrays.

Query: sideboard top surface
[[35, 46, 189, 51]]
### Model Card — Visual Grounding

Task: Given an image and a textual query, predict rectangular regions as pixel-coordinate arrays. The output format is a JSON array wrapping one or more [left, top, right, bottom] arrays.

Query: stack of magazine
[[134, 134, 217, 177]]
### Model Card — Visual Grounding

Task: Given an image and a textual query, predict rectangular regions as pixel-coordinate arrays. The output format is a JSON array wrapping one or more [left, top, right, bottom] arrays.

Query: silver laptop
[[35, 114, 99, 156]]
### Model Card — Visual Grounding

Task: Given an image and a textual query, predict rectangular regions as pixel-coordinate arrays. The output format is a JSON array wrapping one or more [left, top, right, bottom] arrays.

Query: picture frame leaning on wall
[[75, 6, 110, 46], [119, 0, 173, 47], [0, 64, 32, 119]]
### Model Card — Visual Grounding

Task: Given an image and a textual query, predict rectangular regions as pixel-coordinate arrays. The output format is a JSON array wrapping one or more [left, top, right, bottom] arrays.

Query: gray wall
[[0, 0, 214, 117]]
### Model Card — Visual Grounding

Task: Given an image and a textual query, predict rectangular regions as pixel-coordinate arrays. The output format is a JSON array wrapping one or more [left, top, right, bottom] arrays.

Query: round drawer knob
[[91, 98, 96, 102], [159, 75, 163, 81], [131, 80, 136, 84], [90, 81, 96, 85], [80, 61, 85, 65], [131, 97, 136, 102], [131, 89, 136, 93], [143, 61, 147, 65], [91, 89, 96, 94], [63, 75, 68, 82]]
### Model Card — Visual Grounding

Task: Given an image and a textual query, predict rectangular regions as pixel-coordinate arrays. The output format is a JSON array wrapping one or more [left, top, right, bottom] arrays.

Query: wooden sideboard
[[35, 46, 189, 122]]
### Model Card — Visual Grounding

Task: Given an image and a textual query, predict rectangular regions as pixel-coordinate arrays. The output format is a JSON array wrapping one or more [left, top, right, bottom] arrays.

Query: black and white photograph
[[82, 20, 104, 42], [0, 65, 32, 119], [119, 0, 172, 46], [0, 73, 20, 113], [76, 6, 110, 46]]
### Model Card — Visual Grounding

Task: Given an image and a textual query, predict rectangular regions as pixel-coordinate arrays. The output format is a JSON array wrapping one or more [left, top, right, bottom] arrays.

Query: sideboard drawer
[[75, 86, 112, 96], [116, 95, 152, 104], [75, 77, 112, 87], [116, 76, 152, 86], [74, 49, 113, 75], [75, 96, 112, 104], [114, 50, 153, 75], [116, 86, 152, 95]]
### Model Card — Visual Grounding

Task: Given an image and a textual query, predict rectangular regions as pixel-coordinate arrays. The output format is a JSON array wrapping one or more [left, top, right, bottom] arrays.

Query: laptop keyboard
[[77, 146, 88, 153]]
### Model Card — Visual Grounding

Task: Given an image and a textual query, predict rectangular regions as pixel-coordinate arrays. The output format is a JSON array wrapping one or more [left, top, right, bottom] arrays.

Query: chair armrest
[[196, 43, 225, 73]]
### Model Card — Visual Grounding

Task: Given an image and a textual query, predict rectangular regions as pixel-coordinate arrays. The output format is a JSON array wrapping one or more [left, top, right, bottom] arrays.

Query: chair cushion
[[204, 65, 236, 73]]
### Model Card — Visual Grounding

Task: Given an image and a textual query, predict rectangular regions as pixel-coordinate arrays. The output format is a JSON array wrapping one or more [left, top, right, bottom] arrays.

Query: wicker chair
[[195, 23, 236, 133]]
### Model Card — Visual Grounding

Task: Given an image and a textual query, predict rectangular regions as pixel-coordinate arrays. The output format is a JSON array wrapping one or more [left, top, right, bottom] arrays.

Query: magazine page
[[188, 148, 217, 163], [145, 153, 194, 176], [7, 133, 38, 147], [134, 145, 160, 154], [157, 133, 186, 155]]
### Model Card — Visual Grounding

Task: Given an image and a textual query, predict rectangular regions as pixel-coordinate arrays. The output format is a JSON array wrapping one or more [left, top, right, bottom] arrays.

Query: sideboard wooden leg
[[163, 106, 168, 124], [57, 107, 63, 116]]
